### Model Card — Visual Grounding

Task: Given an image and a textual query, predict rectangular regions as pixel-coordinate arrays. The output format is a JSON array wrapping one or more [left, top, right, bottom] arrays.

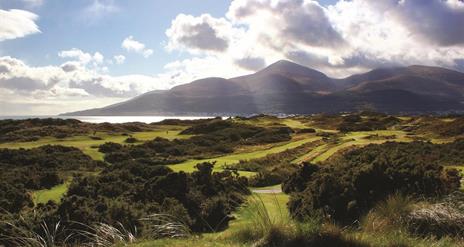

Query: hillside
[[63, 61, 464, 116]]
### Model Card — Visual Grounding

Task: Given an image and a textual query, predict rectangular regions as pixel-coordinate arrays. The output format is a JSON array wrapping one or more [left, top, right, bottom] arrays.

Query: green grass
[[32, 182, 70, 205], [281, 119, 308, 129], [168, 136, 321, 176], [131, 193, 290, 247], [294, 130, 413, 164], [292, 143, 329, 164], [0, 129, 190, 160]]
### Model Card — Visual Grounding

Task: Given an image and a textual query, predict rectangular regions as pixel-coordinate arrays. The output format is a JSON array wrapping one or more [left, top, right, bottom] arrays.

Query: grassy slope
[[168, 136, 321, 176], [294, 130, 413, 164], [0, 128, 189, 160]]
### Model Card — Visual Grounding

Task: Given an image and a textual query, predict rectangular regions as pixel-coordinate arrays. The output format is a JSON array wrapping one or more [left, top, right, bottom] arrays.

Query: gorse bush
[[227, 141, 322, 187], [0, 146, 104, 214], [0, 162, 249, 246], [284, 141, 462, 223], [100, 119, 293, 165]]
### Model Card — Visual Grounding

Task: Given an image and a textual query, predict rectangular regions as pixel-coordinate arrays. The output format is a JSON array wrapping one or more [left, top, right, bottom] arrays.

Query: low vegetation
[[1, 114, 464, 247]]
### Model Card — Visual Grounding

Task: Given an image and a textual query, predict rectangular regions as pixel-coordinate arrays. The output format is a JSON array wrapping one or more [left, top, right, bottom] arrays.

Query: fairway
[[294, 130, 413, 164], [0, 129, 190, 160], [32, 182, 69, 205], [168, 136, 321, 175]]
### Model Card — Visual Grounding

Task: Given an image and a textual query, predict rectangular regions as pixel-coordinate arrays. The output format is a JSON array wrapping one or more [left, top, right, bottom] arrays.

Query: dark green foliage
[[52, 161, 248, 236], [296, 128, 316, 134], [102, 119, 292, 165], [0, 182, 33, 213], [227, 141, 322, 187], [124, 137, 138, 143], [285, 141, 463, 223], [0, 118, 160, 143], [415, 116, 464, 137], [0, 145, 103, 213], [98, 142, 123, 153], [338, 115, 400, 132]]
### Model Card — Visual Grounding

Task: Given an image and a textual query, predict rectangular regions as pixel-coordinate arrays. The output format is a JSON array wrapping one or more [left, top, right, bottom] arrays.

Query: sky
[[0, 0, 463, 115]]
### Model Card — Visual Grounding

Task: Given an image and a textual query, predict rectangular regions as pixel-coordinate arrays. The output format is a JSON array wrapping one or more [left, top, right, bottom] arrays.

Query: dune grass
[[131, 192, 290, 247], [0, 129, 189, 160], [168, 136, 321, 176]]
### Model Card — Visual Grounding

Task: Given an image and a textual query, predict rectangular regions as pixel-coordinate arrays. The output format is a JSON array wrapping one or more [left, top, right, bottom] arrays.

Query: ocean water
[[0, 116, 214, 124]]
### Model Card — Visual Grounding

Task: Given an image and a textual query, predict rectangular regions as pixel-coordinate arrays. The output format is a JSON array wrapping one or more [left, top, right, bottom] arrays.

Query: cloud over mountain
[[166, 14, 233, 53]]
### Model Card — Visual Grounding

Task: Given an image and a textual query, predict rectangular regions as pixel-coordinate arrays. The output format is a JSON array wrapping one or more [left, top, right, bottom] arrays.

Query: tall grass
[[362, 193, 415, 232], [0, 213, 191, 247]]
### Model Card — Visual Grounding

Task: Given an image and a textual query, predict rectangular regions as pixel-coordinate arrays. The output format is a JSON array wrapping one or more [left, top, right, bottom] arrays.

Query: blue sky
[[0, 0, 462, 115], [0, 0, 342, 76]]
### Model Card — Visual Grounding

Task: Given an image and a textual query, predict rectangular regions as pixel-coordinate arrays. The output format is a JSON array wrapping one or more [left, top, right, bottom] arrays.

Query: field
[[168, 135, 321, 176], [1, 114, 464, 247], [0, 128, 189, 160]]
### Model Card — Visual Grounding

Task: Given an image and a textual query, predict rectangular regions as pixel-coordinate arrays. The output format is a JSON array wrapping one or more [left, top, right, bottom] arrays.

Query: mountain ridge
[[62, 60, 464, 116]]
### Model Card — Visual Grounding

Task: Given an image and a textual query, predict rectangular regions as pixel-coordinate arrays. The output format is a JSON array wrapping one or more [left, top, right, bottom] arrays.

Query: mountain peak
[[259, 60, 328, 79]]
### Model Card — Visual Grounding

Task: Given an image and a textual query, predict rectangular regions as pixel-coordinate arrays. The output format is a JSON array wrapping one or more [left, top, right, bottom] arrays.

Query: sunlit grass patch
[[169, 137, 321, 175], [32, 181, 70, 205], [0, 129, 190, 160]]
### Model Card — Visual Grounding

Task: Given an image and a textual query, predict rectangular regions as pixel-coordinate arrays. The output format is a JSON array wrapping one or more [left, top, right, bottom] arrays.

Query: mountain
[[63, 61, 464, 116]]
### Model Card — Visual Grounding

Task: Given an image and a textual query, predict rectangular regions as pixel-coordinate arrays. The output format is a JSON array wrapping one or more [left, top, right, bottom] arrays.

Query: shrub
[[285, 142, 462, 223], [124, 137, 138, 143]]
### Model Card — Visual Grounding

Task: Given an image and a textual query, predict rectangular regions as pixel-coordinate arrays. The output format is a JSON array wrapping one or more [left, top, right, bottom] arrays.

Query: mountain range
[[63, 60, 464, 116]]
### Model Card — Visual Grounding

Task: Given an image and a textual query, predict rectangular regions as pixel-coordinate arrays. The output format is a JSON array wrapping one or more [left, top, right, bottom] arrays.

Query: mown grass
[[168, 136, 321, 176], [32, 181, 70, 205], [0, 129, 190, 160]]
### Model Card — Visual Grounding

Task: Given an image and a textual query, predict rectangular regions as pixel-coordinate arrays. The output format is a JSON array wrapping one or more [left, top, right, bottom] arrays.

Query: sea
[[0, 116, 214, 124]]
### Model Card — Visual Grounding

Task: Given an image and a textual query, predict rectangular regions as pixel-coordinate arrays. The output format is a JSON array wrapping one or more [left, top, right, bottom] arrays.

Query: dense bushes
[[0, 160, 249, 246], [100, 119, 293, 165], [0, 118, 160, 142], [228, 141, 322, 187], [51, 162, 247, 239], [0, 146, 104, 213], [284, 141, 463, 223], [338, 115, 400, 132]]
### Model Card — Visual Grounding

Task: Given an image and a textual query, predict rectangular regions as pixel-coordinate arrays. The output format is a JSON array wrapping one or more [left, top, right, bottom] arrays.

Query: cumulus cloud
[[366, 0, 464, 46], [166, 14, 232, 53], [161, 0, 464, 77], [234, 56, 266, 71], [228, 0, 345, 49], [0, 55, 159, 100], [122, 36, 154, 58], [58, 48, 104, 65], [0, 9, 40, 41], [113, 55, 125, 64]]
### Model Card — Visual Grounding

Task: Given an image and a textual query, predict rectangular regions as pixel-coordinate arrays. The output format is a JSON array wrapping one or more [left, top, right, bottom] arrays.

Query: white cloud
[[122, 36, 154, 58], [166, 14, 233, 53], [162, 0, 464, 77], [0, 9, 40, 41], [113, 55, 125, 64], [58, 48, 106, 72], [365, 0, 464, 46]]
